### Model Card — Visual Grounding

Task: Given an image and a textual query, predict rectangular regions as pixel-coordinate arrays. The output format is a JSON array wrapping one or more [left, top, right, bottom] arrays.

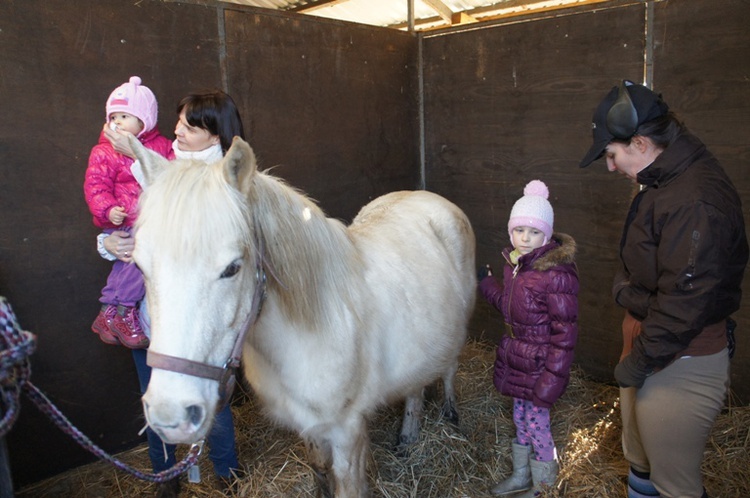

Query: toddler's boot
[[109, 305, 149, 349], [91, 304, 120, 345], [490, 441, 533, 496], [516, 458, 559, 498]]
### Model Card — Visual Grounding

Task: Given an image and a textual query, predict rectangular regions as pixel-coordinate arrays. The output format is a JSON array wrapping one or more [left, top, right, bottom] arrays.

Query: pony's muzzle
[[142, 397, 209, 444]]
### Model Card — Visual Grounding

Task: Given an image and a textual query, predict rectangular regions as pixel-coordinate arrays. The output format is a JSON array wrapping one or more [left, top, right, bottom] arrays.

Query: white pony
[[131, 136, 476, 497]]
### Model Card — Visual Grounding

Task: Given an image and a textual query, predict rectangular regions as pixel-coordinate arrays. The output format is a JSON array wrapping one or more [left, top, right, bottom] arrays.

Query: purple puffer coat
[[479, 233, 578, 408], [83, 128, 174, 229]]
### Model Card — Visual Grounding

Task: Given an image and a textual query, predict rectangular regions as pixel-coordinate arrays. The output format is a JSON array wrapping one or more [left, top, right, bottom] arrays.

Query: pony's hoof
[[394, 433, 417, 458], [394, 443, 412, 459], [441, 406, 460, 427]]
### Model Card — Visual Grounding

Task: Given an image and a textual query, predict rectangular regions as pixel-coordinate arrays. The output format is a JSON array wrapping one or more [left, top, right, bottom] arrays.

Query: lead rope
[[0, 296, 202, 483]]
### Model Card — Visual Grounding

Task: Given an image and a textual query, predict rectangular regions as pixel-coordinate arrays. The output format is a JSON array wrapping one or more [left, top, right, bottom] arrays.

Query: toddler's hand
[[109, 206, 127, 225]]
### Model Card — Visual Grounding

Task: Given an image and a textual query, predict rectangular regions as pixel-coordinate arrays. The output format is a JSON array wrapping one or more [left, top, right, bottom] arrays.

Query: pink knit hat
[[508, 180, 554, 244], [105, 76, 157, 137]]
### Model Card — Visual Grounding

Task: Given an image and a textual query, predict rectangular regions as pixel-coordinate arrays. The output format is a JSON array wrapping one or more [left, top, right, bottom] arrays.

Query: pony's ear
[[127, 134, 170, 187], [222, 136, 257, 194]]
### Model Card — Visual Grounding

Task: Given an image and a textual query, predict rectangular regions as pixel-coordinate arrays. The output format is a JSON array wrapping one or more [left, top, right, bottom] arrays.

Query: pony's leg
[[440, 360, 460, 426], [330, 415, 371, 498], [304, 432, 334, 498], [398, 388, 425, 447]]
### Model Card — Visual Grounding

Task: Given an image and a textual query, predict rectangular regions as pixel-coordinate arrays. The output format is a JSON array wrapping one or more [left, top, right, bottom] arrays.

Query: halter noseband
[[146, 242, 268, 410]]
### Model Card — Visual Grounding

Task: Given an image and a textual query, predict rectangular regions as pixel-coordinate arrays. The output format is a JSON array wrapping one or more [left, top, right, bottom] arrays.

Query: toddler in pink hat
[[83, 76, 174, 349]]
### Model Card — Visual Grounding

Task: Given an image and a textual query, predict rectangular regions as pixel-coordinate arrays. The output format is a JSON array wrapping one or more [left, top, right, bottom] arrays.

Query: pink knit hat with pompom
[[105, 76, 158, 137], [507, 180, 554, 244]]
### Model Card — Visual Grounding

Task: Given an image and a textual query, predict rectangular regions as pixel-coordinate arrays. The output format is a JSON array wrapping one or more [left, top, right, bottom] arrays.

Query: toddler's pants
[[99, 227, 144, 307]]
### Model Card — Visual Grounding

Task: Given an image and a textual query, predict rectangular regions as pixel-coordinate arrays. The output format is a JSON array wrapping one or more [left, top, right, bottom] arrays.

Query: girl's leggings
[[513, 398, 556, 461]]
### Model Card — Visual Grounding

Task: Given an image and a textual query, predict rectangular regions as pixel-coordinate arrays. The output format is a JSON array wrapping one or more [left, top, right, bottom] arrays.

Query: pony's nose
[[142, 397, 208, 444], [186, 404, 203, 426]]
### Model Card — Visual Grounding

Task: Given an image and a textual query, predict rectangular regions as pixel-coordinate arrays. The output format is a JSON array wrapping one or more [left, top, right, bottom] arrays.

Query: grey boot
[[515, 458, 559, 498], [490, 441, 533, 496]]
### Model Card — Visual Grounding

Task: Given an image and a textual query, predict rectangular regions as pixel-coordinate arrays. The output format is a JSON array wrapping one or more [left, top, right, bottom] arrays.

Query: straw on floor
[[16, 340, 750, 497]]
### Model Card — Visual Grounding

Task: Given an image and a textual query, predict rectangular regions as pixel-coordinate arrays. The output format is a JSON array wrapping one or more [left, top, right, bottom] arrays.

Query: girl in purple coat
[[478, 180, 578, 497], [84, 76, 173, 349]]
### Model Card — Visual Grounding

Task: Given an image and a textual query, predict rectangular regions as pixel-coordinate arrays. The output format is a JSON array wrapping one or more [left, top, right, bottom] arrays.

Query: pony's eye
[[220, 260, 242, 279]]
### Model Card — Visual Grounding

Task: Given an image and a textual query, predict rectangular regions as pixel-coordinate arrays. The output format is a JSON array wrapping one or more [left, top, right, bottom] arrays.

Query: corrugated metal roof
[[224, 0, 609, 31]]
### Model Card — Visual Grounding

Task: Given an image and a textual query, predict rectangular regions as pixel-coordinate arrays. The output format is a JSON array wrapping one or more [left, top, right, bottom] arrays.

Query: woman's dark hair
[[612, 111, 687, 149], [630, 111, 685, 149], [177, 90, 245, 153]]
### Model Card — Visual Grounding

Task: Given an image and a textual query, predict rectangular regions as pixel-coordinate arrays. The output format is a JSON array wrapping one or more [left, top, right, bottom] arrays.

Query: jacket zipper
[[504, 260, 521, 339]]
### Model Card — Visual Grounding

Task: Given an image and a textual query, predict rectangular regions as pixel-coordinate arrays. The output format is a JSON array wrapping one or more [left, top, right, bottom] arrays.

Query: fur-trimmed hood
[[503, 232, 577, 273], [531, 232, 576, 272]]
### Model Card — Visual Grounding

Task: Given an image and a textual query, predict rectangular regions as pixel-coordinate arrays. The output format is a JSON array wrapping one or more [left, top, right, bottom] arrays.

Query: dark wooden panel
[[1, 0, 419, 488], [0, 0, 225, 487], [423, 6, 647, 378], [224, 9, 420, 222], [652, 0, 750, 399]]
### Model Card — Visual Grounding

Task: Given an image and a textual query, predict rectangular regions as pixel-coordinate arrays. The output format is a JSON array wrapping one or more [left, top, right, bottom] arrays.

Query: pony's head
[[130, 135, 260, 444]]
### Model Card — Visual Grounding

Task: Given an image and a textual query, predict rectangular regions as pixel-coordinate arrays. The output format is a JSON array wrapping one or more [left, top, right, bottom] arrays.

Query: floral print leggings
[[513, 398, 556, 461]]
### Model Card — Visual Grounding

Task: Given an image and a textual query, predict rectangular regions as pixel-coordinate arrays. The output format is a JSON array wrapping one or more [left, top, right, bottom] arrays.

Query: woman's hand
[[103, 230, 135, 262], [102, 123, 136, 158]]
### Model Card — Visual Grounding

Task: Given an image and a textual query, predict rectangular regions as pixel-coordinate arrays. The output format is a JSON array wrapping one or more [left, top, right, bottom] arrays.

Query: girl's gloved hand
[[477, 264, 493, 281]]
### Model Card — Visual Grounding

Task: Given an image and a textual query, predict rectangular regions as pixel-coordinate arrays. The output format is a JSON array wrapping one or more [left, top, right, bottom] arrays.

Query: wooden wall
[[1, 0, 748, 489], [223, 8, 420, 218], [424, 0, 750, 400], [423, 4, 646, 378], [0, 0, 417, 488]]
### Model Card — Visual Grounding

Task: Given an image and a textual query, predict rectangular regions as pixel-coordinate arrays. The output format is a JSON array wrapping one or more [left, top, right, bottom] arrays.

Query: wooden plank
[[0, 0, 225, 487], [392, 0, 615, 31], [452, 12, 479, 25], [423, 0, 455, 22], [224, 10, 419, 222], [289, 0, 353, 13]]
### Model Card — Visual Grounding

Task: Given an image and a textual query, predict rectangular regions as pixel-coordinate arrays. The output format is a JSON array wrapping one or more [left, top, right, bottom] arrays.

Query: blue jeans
[[132, 348, 239, 477]]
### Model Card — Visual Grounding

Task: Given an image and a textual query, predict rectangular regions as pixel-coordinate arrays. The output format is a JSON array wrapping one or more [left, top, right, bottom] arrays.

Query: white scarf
[[132, 141, 224, 189], [172, 140, 223, 163]]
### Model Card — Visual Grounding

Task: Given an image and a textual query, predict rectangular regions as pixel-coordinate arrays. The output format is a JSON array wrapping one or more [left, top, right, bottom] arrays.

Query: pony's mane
[[249, 171, 364, 331], [137, 159, 253, 260], [138, 156, 363, 331]]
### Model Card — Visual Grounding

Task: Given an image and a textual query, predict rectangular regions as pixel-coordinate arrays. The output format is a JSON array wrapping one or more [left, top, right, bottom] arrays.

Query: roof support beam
[[452, 11, 479, 24], [288, 0, 351, 13], [421, 0, 454, 22], [392, 0, 613, 30]]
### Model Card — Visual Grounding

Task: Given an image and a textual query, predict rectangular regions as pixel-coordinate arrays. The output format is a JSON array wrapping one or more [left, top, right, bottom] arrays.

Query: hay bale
[[17, 341, 750, 497]]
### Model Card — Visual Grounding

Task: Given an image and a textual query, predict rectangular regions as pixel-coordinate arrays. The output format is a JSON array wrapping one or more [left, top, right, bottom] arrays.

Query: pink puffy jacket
[[83, 128, 174, 229]]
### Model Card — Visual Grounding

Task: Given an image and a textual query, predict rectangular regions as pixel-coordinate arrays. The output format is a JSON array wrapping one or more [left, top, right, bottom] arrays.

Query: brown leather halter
[[146, 244, 268, 410]]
